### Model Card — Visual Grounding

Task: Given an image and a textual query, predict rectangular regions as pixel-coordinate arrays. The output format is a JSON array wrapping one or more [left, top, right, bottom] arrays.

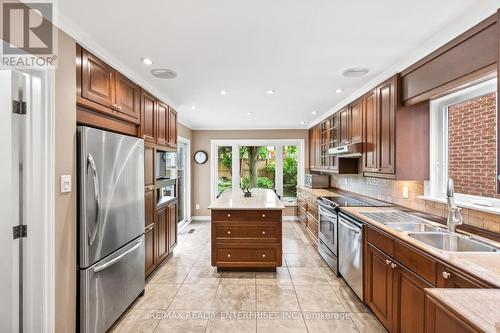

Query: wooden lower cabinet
[[365, 225, 491, 333], [168, 202, 178, 252], [156, 206, 169, 263], [144, 225, 156, 276], [393, 263, 432, 333], [425, 296, 479, 333], [211, 209, 282, 269], [365, 244, 394, 330]]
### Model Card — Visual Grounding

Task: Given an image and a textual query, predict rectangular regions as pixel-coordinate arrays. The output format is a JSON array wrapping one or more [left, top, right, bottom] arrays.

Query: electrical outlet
[[60, 175, 72, 193], [195, 204, 200, 210], [402, 186, 409, 199]]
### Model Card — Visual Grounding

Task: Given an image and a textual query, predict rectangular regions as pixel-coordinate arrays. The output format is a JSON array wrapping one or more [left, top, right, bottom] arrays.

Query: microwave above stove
[[304, 174, 330, 189]]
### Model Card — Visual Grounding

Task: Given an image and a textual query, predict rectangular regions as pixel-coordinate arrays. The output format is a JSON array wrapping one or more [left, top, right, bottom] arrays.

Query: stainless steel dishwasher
[[338, 212, 364, 300]]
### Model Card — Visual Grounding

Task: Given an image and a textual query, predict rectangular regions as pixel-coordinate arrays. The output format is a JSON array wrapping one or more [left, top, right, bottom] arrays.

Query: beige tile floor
[[109, 220, 387, 333]]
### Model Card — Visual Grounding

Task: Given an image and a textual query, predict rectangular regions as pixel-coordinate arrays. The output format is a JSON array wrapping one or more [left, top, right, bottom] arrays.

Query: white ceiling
[[56, 0, 500, 129]]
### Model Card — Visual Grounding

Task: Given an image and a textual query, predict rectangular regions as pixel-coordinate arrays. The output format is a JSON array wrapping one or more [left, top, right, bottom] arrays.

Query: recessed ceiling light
[[266, 90, 275, 95], [150, 69, 177, 79], [191, 105, 196, 110], [141, 57, 153, 66], [335, 88, 344, 93], [342, 68, 369, 77], [312, 111, 317, 115], [220, 90, 228, 95], [300, 121, 306, 125], [247, 112, 253, 116]]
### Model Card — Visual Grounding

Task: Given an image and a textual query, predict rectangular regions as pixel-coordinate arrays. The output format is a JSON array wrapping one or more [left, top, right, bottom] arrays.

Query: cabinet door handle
[[442, 271, 451, 279], [227, 253, 231, 258], [261, 254, 266, 258], [227, 230, 231, 235], [261, 231, 266, 235], [385, 259, 391, 265], [390, 263, 397, 269], [227, 213, 231, 218], [262, 214, 266, 218]]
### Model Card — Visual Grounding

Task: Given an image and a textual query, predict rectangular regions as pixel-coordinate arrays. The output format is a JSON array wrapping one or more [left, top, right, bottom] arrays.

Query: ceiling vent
[[151, 69, 178, 79], [342, 68, 369, 78]]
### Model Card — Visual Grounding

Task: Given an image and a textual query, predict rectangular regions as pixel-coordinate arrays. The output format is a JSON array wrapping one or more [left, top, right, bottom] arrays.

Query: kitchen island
[[208, 188, 285, 271]]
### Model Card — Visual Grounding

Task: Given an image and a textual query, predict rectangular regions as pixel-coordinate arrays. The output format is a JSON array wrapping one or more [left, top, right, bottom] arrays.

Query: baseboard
[[191, 216, 211, 221], [283, 216, 299, 222]]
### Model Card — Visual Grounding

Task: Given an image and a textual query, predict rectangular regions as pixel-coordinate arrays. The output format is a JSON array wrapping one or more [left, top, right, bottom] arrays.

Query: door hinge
[[13, 225, 27, 239], [12, 100, 27, 115]]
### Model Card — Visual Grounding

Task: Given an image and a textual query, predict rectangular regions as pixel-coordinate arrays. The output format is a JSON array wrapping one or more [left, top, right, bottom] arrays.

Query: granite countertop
[[340, 206, 500, 288], [208, 188, 285, 210], [426, 289, 500, 333]]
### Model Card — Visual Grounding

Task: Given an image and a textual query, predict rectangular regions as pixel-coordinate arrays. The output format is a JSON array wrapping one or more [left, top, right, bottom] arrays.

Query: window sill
[[418, 195, 500, 216]]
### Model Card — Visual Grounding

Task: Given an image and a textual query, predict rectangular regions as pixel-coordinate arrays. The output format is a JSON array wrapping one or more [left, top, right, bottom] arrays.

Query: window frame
[[423, 77, 500, 213], [210, 139, 305, 203]]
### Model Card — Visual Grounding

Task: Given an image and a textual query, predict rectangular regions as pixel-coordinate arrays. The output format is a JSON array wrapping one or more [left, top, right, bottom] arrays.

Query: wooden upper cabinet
[[378, 76, 396, 174], [363, 90, 378, 172], [339, 107, 349, 145], [115, 72, 140, 120], [168, 108, 178, 148], [141, 90, 157, 143], [156, 102, 169, 146], [309, 125, 321, 170], [81, 49, 115, 108], [349, 99, 363, 144]]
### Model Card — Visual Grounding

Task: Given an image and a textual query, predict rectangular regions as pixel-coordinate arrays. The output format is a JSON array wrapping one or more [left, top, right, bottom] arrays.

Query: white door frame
[[0, 69, 55, 333], [178, 136, 191, 228], [210, 139, 305, 202]]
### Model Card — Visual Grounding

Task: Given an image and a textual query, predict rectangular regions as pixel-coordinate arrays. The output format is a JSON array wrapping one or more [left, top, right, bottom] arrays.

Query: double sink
[[361, 211, 499, 253]]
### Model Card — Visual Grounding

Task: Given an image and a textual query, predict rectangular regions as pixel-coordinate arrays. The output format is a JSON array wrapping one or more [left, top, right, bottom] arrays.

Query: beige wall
[[191, 129, 309, 216], [178, 122, 193, 140], [54, 31, 77, 333]]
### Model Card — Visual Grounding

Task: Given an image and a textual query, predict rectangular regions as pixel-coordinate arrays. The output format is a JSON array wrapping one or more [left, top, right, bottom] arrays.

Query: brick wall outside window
[[448, 92, 497, 198]]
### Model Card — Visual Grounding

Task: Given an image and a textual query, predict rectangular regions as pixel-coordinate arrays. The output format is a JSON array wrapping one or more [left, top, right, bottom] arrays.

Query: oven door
[[318, 205, 338, 256]]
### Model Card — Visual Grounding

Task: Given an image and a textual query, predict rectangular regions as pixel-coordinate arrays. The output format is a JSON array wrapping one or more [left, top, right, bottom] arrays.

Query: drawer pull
[[227, 213, 231, 218], [390, 263, 397, 269], [261, 253, 266, 258], [442, 271, 451, 279], [227, 230, 231, 235], [385, 259, 391, 265], [227, 253, 231, 258], [262, 231, 266, 235], [262, 214, 266, 218]]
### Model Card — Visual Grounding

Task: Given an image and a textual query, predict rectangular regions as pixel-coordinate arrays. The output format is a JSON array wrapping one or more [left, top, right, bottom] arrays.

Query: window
[[211, 140, 304, 203], [217, 146, 233, 194], [426, 77, 499, 211]]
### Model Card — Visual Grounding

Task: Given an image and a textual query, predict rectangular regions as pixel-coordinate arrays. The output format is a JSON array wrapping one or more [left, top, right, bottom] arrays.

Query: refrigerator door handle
[[87, 153, 100, 245], [93, 238, 143, 273]]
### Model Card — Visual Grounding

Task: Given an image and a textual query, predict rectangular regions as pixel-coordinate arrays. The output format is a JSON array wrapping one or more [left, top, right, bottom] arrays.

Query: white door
[[0, 69, 54, 333]]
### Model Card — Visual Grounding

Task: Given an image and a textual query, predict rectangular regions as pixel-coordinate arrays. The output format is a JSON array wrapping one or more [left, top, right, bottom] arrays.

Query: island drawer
[[212, 243, 282, 267], [213, 222, 280, 243], [211, 210, 282, 222]]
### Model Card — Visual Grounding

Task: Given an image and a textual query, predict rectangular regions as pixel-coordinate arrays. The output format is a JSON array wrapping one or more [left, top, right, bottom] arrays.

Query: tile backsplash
[[329, 174, 500, 234]]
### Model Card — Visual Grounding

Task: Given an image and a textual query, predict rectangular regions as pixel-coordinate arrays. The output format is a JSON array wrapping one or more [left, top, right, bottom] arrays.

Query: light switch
[[61, 175, 72, 193], [402, 186, 409, 199]]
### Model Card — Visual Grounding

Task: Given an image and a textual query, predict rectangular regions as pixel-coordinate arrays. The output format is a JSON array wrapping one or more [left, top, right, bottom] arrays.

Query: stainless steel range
[[317, 195, 392, 280]]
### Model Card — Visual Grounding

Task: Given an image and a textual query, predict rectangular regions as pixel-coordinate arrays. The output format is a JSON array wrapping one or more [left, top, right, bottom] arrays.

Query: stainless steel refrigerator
[[77, 126, 145, 333]]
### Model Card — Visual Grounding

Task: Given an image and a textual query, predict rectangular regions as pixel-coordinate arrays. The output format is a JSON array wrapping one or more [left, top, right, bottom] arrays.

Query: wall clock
[[194, 150, 208, 164]]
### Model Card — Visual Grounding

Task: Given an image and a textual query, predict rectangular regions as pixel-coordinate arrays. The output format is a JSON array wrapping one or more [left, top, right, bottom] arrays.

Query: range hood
[[328, 142, 363, 158]]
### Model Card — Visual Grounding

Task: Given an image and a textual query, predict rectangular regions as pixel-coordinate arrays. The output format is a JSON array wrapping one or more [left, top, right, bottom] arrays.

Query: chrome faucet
[[446, 179, 463, 232]]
